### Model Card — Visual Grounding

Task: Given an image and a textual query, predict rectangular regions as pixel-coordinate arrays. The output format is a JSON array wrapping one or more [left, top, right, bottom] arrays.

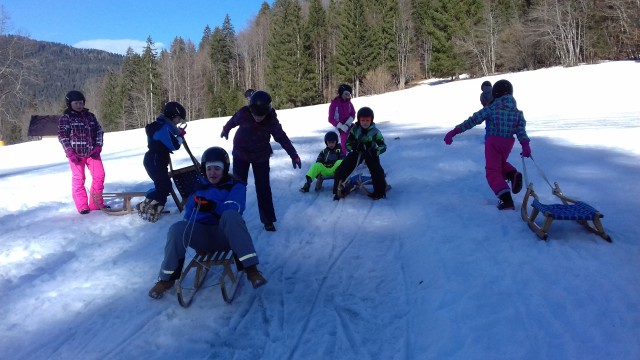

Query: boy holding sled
[[443, 79, 531, 210], [332, 107, 387, 200], [136, 101, 187, 222], [300, 131, 345, 192], [149, 147, 267, 299]]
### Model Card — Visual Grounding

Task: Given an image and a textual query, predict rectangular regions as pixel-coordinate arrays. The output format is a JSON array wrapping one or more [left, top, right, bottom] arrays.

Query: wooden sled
[[521, 182, 611, 242], [176, 250, 243, 307], [93, 191, 147, 215]]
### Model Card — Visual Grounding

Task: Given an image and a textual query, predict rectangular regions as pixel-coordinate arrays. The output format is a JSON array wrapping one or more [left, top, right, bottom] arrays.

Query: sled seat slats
[[169, 164, 201, 212], [176, 249, 241, 307], [531, 200, 602, 221]]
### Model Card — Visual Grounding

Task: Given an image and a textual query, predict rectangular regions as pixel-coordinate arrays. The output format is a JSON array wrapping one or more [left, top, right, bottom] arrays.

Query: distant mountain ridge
[[1, 35, 124, 105]]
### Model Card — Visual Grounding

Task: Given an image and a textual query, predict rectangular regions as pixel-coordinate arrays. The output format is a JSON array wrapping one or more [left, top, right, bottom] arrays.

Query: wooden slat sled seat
[[95, 192, 147, 215], [169, 164, 202, 212], [176, 249, 242, 307], [521, 183, 611, 242]]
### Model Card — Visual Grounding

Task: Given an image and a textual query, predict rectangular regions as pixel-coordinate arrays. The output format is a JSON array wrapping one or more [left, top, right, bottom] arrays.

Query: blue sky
[[1, 0, 270, 54]]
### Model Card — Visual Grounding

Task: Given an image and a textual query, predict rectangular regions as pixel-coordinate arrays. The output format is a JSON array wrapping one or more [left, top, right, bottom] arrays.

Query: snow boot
[[300, 182, 310, 193], [246, 265, 267, 289], [497, 192, 515, 210], [264, 222, 276, 232], [506, 170, 523, 194], [148, 279, 175, 299]]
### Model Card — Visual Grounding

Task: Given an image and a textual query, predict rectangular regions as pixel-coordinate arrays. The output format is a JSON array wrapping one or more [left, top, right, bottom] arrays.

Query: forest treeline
[[1, 0, 639, 144]]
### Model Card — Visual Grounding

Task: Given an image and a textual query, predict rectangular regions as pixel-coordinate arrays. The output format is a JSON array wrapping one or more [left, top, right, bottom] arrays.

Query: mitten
[[336, 123, 349, 133], [66, 149, 81, 163], [220, 129, 229, 140], [344, 116, 355, 127], [444, 127, 462, 145], [292, 156, 302, 169], [89, 146, 102, 160], [367, 147, 378, 158], [194, 196, 217, 212], [520, 140, 531, 158], [179, 129, 186, 137]]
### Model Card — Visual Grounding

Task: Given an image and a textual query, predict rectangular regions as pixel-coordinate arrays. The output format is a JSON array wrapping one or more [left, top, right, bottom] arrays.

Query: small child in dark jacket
[[332, 107, 387, 200], [137, 101, 187, 222], [300, 131, 345, 192], [480, 81, 493, 107], [444, 79, 531, 210]]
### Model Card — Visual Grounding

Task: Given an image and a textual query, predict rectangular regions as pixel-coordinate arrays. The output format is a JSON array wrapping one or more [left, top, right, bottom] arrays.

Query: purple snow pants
[[484, 136, 517, 196]]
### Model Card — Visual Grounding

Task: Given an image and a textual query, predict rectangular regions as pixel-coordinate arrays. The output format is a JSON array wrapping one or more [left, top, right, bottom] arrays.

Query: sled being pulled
[[520, 157, 611, 242], [176, 250, 243, 307]]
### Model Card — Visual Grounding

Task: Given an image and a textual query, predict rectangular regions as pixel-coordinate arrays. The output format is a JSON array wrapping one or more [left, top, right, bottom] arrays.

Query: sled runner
[[176, 250, 243, 307], [520, 157, 611, 242], [94, 191, 147, 215]]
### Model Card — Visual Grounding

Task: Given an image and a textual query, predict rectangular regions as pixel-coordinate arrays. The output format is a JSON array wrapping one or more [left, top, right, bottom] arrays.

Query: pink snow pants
[[484, 136, 517, 196], [68, 157, 105, 212], [338, 127, 351, 155]]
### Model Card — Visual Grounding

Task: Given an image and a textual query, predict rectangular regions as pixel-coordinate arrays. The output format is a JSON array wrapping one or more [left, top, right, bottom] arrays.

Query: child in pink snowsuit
[[328, 84, 356, 154], [444, 80, 531, 210], [58, 90, 106, 214]]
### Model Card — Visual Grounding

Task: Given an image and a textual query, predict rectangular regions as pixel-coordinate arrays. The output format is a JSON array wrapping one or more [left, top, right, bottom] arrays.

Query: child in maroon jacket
[[328, 84, 356, 154]]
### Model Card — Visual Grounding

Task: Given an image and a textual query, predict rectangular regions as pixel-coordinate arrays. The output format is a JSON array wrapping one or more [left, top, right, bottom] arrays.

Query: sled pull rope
[[522, 155, 554, 191]]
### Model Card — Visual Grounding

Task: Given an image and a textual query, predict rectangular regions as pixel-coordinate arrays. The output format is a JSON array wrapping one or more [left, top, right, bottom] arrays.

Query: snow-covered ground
[[0, 61, 639, 360]]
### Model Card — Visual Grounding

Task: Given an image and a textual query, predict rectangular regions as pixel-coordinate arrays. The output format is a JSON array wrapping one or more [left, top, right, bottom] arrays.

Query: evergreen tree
[[120, 47, 145, 129], [140, 36, 164, 123], [307, 0, 329, 102], [334, 0, 375, 95], [99, 69, 124, 131], [266, 0, 317, 108]]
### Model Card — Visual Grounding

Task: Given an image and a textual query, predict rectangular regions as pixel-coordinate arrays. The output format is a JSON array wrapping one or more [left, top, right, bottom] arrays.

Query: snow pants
[[143, 151, 172, 206], [337, 127, 350, 155], [485, 136, 517, 197], [158, 211, 259, 281], [68, 156, 105, 212], [232, 157, 275, 225], [305, 160, 342, 180], [333, 151, 386, 197]]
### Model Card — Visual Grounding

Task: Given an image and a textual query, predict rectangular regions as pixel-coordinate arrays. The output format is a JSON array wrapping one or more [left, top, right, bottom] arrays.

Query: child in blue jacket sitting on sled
[[300, 131, 345, 192]]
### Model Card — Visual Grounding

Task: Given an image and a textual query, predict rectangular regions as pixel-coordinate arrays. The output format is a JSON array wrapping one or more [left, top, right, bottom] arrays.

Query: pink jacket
[[328, 96, 355, 127]]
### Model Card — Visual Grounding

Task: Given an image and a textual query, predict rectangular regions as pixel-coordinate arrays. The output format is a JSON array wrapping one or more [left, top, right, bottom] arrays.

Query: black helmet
[[200, 146, 230, 174], [164, 101, 186, 120], [357, 106, 374, 121], [481, 80, 492, 90], [337, 84, 352, 96], [324, 131, 339, 145], [248, 90, 272, 116], [65, 90, 85, 108], [491, 80, 513, 99], [244, 88, 255, 99]]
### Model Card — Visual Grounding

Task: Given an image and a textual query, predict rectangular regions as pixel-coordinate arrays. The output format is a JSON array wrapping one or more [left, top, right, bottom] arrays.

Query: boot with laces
[[246, 265, 267, 289], [148, 280, 175, 299], [497, 192, 515, 210]]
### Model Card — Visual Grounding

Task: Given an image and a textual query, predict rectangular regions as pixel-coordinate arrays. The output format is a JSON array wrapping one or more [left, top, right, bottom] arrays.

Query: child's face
[[70, 100, 84, 112], [172, 116, 183, 125], [327, 140, 337, 149], [206, 165, 224, 184], [341, 91, 351, 100], [359, 117, 372, 129]]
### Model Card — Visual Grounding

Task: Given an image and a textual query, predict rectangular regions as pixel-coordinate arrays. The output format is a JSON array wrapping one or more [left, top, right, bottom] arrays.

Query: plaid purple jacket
[[58, 108, 104, 157], [456, 95, 529, 143]]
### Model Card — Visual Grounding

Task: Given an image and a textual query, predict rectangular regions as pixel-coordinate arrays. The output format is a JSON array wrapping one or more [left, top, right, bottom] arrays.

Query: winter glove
[[220, 129, 229, 140], [89, 146, 102, 160], [194, 196, 217, 212], [65, 149, 81, 163], [344, 116, 355, 127], [179, 129, 186, 137], [367, 147, 378, 158], [520, 140, 531, 158], [336, 123, 349, 133], [292, 156, 302, 169], [444, 127, 462, 145]]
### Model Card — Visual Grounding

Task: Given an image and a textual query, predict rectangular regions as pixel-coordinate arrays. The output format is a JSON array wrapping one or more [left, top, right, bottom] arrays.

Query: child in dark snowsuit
[[300, 131, 345, 192], [480, 81, 493, 141], [444, 79, 531, 210], [220, 90, 301, 232], [137, 101, 187, 221], [332, 107, 387, 200]]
